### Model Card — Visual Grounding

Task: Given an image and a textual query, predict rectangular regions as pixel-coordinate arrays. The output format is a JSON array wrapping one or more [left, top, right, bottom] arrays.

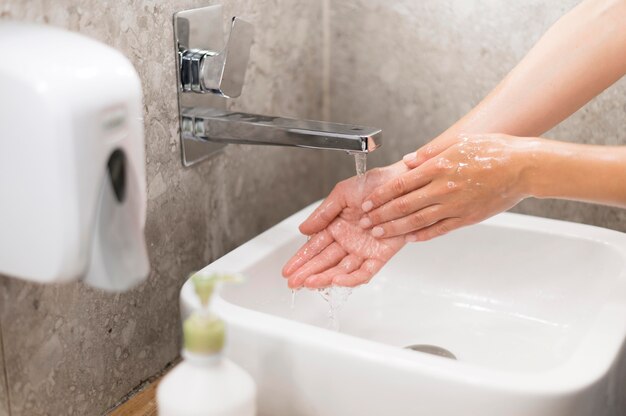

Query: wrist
[[512, 138, 550, 200], [516, 138, 589, 201], [518, 141, 626, 207]]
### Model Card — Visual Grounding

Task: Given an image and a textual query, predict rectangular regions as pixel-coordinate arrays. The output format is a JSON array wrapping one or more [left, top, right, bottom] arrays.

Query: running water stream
[[354, 152, 367, 177], [290, 153, 367, 331]]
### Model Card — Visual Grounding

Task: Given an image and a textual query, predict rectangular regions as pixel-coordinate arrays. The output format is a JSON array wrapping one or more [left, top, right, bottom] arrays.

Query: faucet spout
[[181, 108, 382, 153], [173, 5, 384, 166]]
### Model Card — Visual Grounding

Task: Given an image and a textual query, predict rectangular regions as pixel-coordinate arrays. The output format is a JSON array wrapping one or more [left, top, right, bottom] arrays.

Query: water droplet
[[318, 286, 353, 331], [291, 289, 297, 309], [436, 158, 453, 169]]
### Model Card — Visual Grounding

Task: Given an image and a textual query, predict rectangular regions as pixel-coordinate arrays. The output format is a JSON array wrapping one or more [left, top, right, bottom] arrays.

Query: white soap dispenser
[[157, 272, 257, 416], [0, 22, 149, 291]]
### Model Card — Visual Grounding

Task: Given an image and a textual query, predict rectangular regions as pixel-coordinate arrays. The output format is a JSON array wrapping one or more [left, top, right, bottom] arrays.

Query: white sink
[[181, 202, 626, 416]]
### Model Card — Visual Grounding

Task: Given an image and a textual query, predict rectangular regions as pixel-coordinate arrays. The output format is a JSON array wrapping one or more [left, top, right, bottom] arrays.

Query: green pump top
[[183, 272, 242, 354]]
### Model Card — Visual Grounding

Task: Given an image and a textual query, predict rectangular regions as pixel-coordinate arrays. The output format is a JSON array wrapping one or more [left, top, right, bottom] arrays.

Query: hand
[[402, 132, 465, 169], [282, 163, 409, 289], [360, 134, 538, 241]]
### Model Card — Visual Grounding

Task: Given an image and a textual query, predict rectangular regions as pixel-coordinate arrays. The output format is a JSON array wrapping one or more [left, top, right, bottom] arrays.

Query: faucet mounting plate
[[173, 5, 229, 166]]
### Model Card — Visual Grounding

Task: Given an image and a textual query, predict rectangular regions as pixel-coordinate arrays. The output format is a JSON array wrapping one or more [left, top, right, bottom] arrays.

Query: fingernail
[[403, 152, 417, 163], [362, 201, 373, 212], [372, 227, 384, 237], [405, 234, 418, 242], [359, 217, 372, 228]]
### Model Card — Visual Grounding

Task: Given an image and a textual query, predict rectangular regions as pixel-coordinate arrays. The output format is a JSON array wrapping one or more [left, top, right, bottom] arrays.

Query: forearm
[[441, 0, 626, 140], [522, 140, 626, 208]]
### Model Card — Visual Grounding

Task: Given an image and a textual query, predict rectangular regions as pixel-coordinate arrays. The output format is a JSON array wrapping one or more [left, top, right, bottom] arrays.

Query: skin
[[362, 0, 626, 235], [401, 0, 626, 167], [284, 0, 626, 289], [365, 134, 626, 241], [362, 134, 538, 241], [282, 164, 408, 288]]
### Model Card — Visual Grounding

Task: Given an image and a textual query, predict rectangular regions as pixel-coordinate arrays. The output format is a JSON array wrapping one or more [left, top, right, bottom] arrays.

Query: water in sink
[[318, 286, 353, 331], [290, 286, 353, 331]]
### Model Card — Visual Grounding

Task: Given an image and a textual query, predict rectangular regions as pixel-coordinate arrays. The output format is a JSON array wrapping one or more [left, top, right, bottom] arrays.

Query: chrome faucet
[[173, 5, 382, 166]]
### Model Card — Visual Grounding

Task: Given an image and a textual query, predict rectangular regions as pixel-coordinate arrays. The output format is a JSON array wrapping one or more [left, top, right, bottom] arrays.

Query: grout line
[[104, 357, 180, 415], [322, 0, 331, 122], [0, 314, 12, 416], [321, 0, 333, 194]]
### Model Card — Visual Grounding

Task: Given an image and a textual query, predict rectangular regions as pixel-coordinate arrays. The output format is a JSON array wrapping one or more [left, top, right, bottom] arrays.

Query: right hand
[[360, 134, 536, 242], [402, 132, 466, 169]]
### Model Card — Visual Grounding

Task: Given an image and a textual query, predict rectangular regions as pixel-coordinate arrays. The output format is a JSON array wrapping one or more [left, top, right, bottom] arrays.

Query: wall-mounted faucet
[[173, 5, 382, 166]]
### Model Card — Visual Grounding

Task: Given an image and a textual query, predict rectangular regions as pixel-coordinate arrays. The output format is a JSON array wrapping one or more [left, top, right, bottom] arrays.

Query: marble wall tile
[[325, 0, 626, 236], [0, 318, 8, 416], [0, 1, 324, 415], [1, 0, 625, 414]]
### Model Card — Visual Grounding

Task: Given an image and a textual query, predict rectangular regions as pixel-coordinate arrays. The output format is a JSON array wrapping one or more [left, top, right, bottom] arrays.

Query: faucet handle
[[201, 17, 254, 98], [178, 14, 254, 98]]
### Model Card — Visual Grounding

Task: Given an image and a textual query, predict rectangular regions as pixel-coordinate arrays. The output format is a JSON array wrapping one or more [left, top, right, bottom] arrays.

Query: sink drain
[[404, 344, 457, 360]]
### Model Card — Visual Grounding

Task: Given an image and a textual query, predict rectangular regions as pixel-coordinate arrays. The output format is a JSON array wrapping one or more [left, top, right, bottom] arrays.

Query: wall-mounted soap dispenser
[[0, 23, 150, 292]]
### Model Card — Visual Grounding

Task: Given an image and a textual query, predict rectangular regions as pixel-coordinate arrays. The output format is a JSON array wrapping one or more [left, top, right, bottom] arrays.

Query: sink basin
[[181, 201, 626, 416]]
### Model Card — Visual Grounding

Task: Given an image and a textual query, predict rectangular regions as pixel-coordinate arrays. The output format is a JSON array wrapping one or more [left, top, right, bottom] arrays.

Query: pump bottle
[[157, 272, 256, 416]]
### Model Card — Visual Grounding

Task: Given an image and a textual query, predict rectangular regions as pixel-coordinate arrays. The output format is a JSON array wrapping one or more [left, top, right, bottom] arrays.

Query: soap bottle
[[157, 272, 257, 416]]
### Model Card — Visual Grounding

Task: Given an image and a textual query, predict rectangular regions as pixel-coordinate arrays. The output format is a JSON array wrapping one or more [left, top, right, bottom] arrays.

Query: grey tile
[[0, 373, 7, 416], [326, 0, 626, 237], [0, 0, 325, 415]]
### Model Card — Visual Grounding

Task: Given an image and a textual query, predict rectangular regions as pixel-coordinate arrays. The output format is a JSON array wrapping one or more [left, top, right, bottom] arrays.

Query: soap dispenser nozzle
[[184, 271, 243, 355], [190, 271, 244, 308]]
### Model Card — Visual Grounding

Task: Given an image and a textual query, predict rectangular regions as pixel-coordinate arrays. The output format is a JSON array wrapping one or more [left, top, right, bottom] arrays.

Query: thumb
[[299, 182, 346, 235]]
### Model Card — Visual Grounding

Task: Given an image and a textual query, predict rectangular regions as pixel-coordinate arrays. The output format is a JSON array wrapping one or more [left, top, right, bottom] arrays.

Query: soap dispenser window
[[107, 149, 127, 203]]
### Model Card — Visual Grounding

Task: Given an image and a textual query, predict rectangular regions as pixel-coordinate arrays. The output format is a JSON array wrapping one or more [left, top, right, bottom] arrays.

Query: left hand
[[282, 163, 409, 289], [359, 134, 538, 241]]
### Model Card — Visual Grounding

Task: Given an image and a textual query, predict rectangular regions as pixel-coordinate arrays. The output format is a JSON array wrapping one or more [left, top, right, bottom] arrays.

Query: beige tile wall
[[0, 1, 326, 415], [325, 0, 626, 233]]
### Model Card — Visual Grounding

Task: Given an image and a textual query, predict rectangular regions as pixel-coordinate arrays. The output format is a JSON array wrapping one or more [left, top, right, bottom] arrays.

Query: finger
[[404, 217, 463, 242], [369, 204, 444, 238], [331, 259, 385, 287], [364, 184, 439, 227], [403, 137, 460, 169], [362, 168, 432, 213], [299, 183, 346, 236], [282, 230, 333, 277], [302, 255, 363, 289], [287, 242, 347, 288]]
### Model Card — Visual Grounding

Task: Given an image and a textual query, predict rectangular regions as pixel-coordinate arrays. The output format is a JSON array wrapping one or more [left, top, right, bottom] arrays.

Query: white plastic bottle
[[157, 273, 256, 416]]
